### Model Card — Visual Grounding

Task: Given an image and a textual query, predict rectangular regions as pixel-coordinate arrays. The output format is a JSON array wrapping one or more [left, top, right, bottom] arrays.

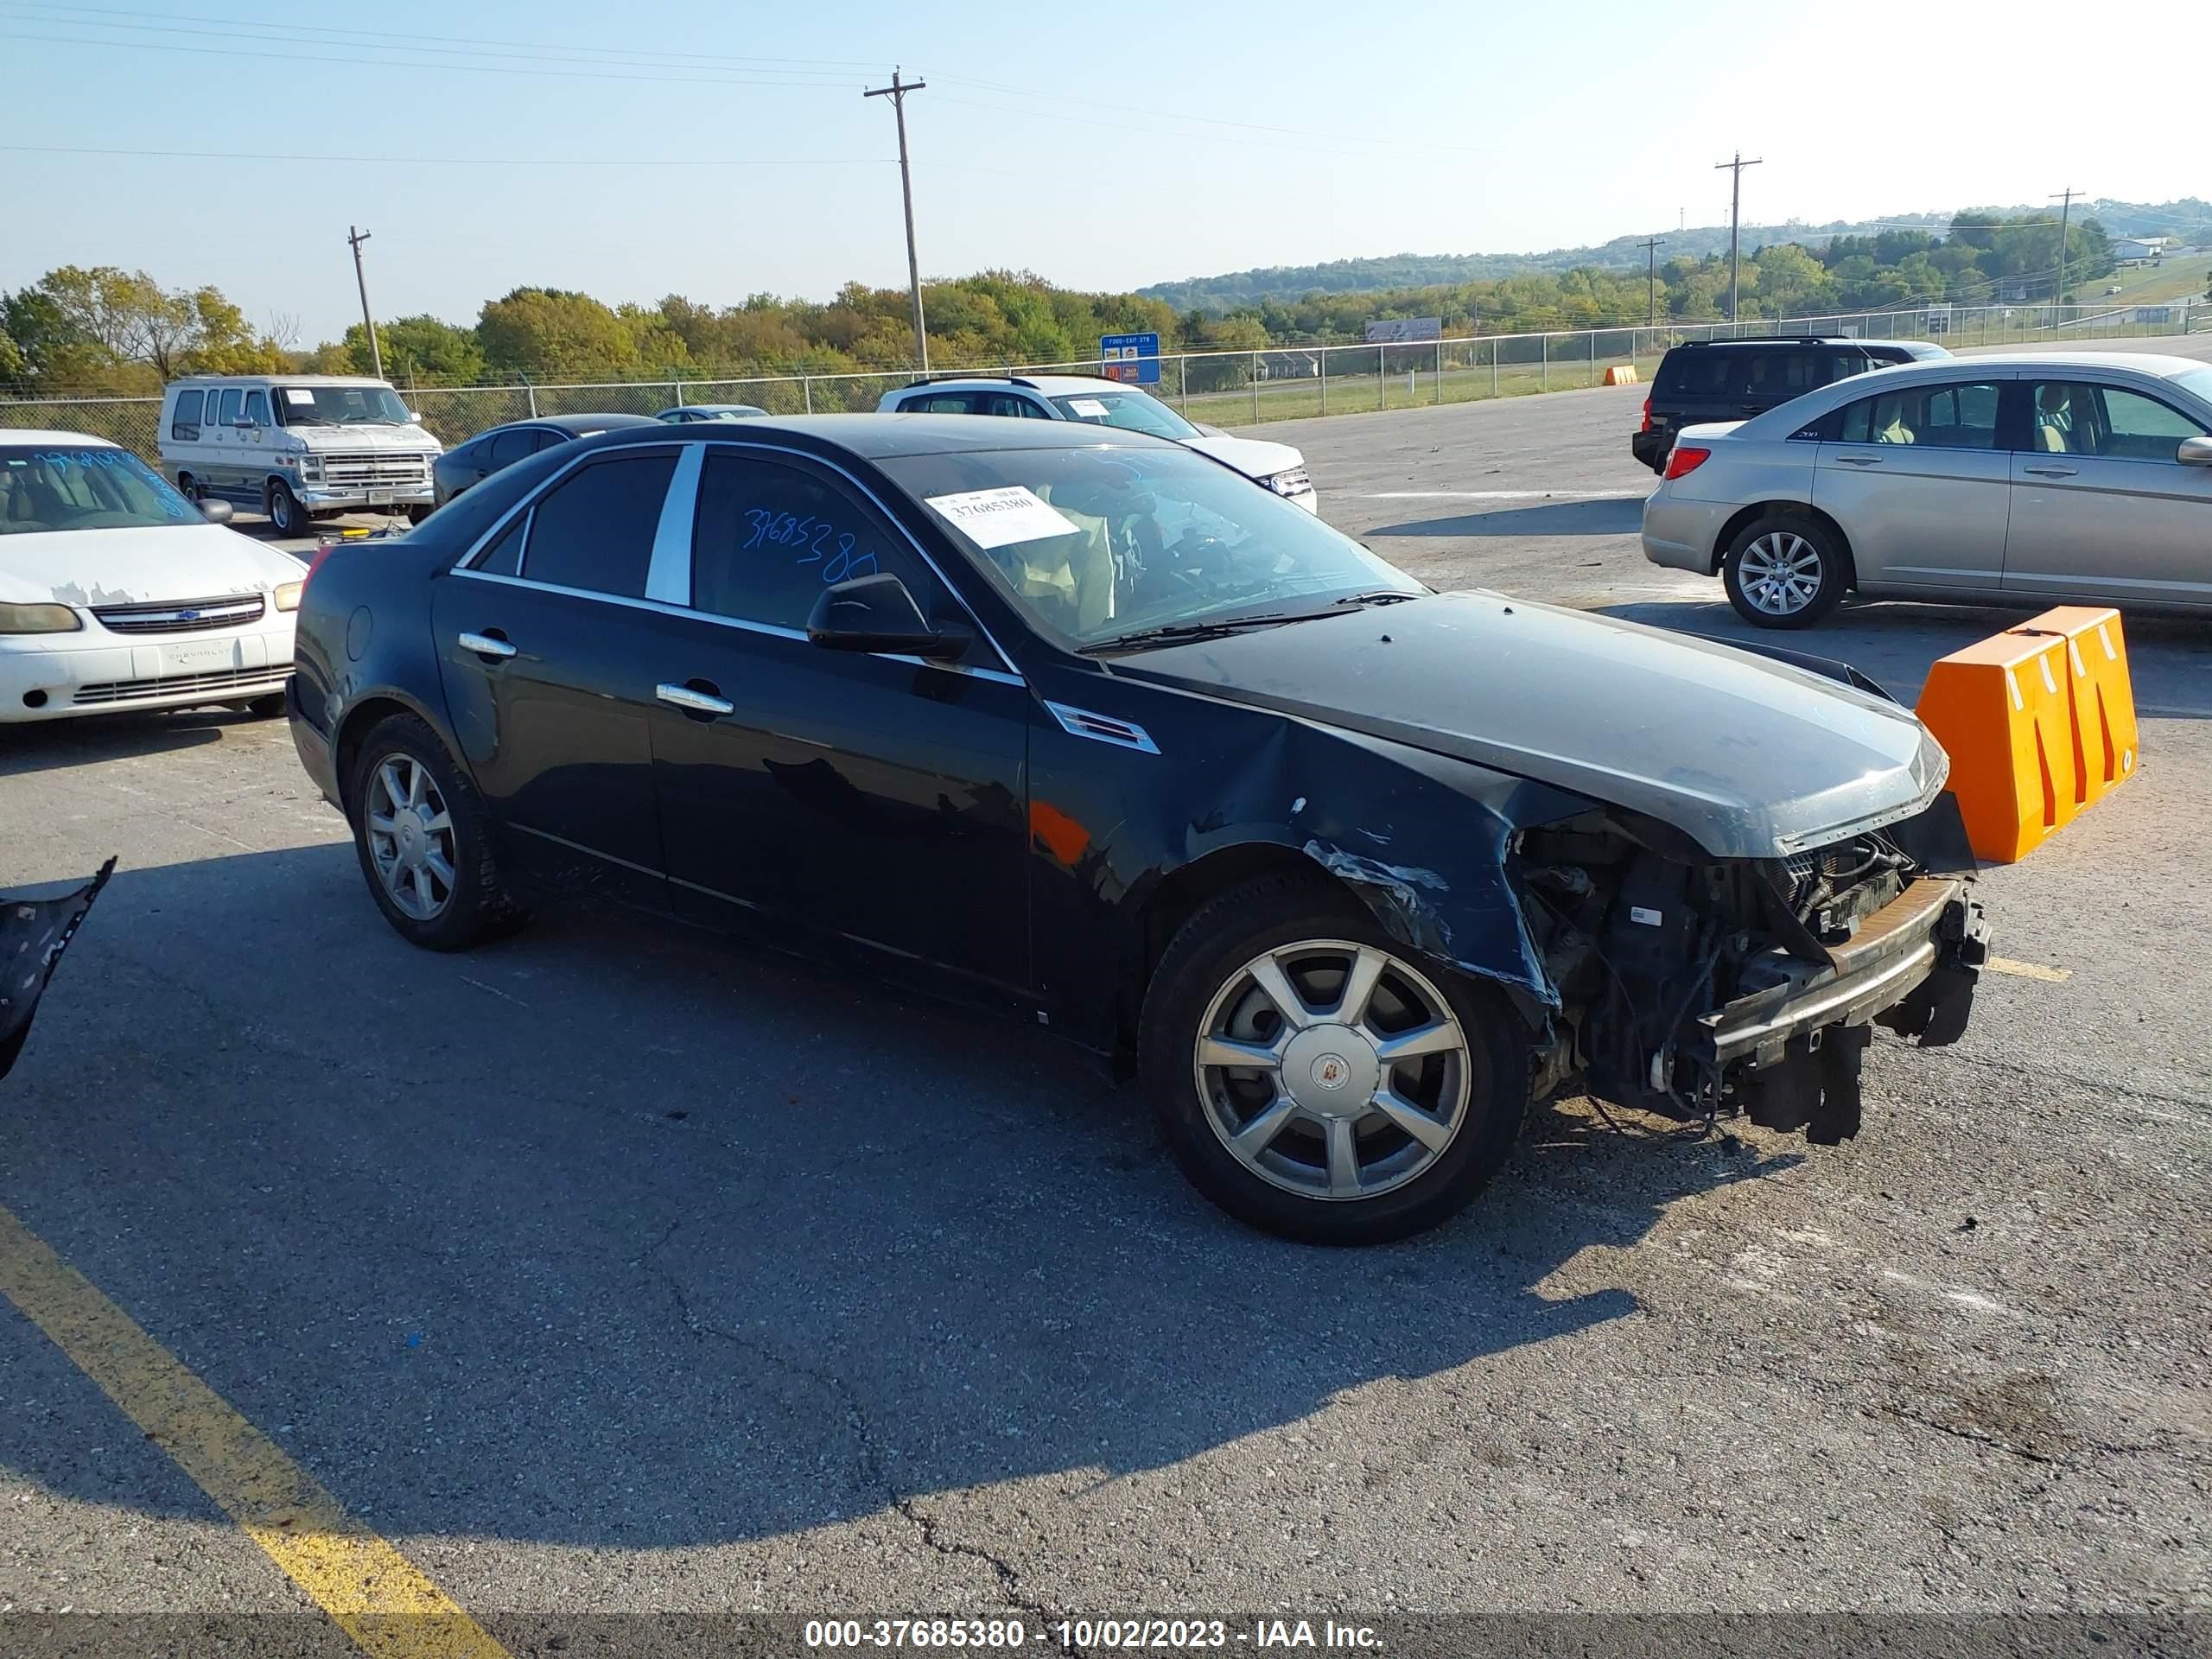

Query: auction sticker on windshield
[[1067, 398, 1109, 417], [284, 389, 315, 404], [925, 486, 1081, 550]]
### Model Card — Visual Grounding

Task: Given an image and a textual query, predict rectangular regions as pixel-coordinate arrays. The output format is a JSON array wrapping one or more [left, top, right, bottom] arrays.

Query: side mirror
[[2178, 436, 2212, 467], [805, 574, 969, 660], [199, 498, 234, 524], [407, 409, 423, 423], [232, 417, 257, 430]]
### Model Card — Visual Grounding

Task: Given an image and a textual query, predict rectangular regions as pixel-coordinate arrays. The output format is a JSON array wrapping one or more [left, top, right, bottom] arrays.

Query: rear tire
[[1138, 873, 1529, 1244], [1722, 513, 1848, 628], [345, 712, 523, 951]]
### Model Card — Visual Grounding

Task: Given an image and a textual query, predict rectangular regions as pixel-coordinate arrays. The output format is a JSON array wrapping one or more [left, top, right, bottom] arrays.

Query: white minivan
[[158, 374, 442, 535]]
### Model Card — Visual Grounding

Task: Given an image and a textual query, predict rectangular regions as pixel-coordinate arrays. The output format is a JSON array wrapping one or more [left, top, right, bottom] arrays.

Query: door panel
[[648, 623, 1032, 992], [645, 442, 1032, 990], [1812, 378, 2013, 590], [2004, 380, 2212, 606], [430, 575, 669, 903], [424, 448, 682, 901]]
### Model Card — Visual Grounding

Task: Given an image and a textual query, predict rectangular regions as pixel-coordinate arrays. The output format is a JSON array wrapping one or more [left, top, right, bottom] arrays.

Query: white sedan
[[876, 375, 1319, 511], [1, 432, 308, 722]]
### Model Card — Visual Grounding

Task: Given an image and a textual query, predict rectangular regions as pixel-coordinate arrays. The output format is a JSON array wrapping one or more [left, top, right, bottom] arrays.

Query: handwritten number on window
[[738, 505, 880, 583]]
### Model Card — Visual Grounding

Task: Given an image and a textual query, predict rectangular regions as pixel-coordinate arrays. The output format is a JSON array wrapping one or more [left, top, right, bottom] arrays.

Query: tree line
[[0, 212, 2127, 399]]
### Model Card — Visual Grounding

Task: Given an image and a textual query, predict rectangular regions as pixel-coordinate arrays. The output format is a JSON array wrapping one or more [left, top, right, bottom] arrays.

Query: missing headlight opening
[[1512, 796, 1988, 1147]]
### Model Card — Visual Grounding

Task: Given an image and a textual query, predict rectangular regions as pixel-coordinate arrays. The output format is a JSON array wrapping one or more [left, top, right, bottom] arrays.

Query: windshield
[[880, 444, 1421, 648], [2172, 366, 2212, 410], [0, 445, 200, 535], [1047, 389, 1201, 442], [275, 385, 411, 426]]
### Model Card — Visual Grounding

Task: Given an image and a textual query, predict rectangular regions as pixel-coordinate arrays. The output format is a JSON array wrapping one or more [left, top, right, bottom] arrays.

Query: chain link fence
[[5, 301, 2202, 466]]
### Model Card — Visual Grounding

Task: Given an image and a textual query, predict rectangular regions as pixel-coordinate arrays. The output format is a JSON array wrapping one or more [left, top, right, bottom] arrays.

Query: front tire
[[345, 712, 522, 950], [266, 480, 308, 537], [1139, 874, 1529, 1244], [1723, 513, 1847, 628]]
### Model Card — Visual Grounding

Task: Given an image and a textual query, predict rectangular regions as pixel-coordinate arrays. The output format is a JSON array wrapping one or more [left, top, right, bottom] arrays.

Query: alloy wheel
[[1193, 939, 1471, 1202], [365, 754, 457, 921], [1736, 531, 1825, 615]]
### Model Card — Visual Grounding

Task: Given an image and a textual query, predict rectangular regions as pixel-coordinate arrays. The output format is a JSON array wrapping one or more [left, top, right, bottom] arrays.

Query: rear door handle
[[2023, 465, 2077, 478], [458, 631, 516, 659], [656, 681, 734, 717], [1834, 454, 1883, 467]]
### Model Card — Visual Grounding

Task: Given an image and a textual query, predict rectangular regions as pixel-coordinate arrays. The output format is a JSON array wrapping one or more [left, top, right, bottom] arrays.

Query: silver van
[[158, 375, 443, 535]]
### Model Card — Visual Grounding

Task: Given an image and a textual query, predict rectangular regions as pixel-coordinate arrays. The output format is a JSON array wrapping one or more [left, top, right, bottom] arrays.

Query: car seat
[[2035, 385, 2074, 454]]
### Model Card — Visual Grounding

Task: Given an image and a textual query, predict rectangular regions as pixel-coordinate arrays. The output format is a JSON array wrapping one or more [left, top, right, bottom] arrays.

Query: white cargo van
[[158, 374, 442, 535]]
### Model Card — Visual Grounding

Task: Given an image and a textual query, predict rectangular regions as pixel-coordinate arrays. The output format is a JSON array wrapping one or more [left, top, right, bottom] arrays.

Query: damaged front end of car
[[1511, 795, 1988, 1145]]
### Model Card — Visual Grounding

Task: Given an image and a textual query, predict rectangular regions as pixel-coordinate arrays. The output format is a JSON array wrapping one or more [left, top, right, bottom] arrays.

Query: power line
[[0, 3, 882, 70], [0, 143, 893, 168]]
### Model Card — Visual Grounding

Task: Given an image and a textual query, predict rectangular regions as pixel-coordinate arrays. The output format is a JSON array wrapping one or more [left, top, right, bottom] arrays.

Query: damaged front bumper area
[[1516, 799, 1989, 1146]]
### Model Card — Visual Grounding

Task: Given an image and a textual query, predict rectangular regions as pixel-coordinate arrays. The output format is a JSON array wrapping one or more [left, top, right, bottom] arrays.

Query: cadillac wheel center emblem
[[1311, 1052, 1351, 1090]]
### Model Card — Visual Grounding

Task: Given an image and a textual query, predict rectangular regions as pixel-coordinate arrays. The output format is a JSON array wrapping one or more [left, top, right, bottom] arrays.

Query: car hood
[[1109, 590, 1948, 859], [0, 524, 308, 608], [290, 423, 442, 454], [1181, 432, 1305, 480]]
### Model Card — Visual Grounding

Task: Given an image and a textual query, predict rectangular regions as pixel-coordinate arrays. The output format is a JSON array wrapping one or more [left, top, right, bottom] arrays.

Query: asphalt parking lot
[[3, 340, 2209, 1642]]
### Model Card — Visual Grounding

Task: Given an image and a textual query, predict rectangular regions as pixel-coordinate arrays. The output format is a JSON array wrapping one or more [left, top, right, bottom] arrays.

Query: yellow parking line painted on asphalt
[[1986, 957, 2073, 983], [0, 1201, 512, 1659]]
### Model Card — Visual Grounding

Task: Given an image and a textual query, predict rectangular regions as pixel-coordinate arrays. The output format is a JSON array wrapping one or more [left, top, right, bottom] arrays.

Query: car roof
[[0, 429, 118, 448], [167, 373, 392, 387], [580, 411, 1185, 460], [477, 413, 663, 436], [1930, 350, 2209, 380], [1675, 336, 1921, 351], [900, 373, 1137, 397]]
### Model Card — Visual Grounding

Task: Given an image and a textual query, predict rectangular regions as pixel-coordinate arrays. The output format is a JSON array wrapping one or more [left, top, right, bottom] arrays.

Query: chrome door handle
[[2023, 465, 2077, 477], [457, 632, 516, 659], [1834, 454, 1882, 467], [656, 682, 734, 717]]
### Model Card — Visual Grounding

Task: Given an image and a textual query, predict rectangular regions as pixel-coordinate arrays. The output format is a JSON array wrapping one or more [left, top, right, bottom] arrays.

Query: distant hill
[[1141, 198, 2212, 312]]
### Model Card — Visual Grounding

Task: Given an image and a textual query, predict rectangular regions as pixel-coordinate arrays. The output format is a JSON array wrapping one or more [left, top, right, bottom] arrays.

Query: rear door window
[[518, 451, 677, 598], [489, 429, 540, 467], [905, 392, 982, 414], [1740, 350, 1824, 402], [1835, 381, 2005, 450]]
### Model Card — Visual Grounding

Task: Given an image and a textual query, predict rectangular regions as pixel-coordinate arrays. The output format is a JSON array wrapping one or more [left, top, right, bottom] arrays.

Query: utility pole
[[1714, 152, 1763, 322], [1638, 236, 1667, 324], [346, 226, 383, 379], [864, 68, 930, 375], [2051, 187, 2080, 305]]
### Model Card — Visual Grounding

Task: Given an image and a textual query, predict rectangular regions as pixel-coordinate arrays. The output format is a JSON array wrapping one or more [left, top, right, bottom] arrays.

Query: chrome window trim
[[448, 433, 1025, 679], [446, 568, 1023, 685], [645, 442, 703, 605]]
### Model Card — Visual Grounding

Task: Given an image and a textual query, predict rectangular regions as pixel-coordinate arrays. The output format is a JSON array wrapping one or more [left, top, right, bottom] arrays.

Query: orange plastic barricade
[[1915, 629, 2078, 863], [2018, 605, 2139, 814], [1603, 365, 1640, 386]]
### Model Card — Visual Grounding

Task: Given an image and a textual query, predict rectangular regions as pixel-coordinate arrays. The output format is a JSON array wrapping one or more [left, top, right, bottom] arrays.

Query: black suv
[[1631, 337, 1951, 473]]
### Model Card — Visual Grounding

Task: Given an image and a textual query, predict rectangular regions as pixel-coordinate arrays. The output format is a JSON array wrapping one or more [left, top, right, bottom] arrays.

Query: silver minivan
[[1641, 351, 2212, 626], [158, 374, 443, 536]]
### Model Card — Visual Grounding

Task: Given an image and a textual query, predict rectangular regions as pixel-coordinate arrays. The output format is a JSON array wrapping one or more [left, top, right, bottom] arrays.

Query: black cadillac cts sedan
[[289, 416, 1987, 1243]]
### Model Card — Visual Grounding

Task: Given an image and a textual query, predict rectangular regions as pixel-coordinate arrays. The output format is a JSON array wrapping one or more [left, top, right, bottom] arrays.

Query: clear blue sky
[[1, 0, 2196, 346]]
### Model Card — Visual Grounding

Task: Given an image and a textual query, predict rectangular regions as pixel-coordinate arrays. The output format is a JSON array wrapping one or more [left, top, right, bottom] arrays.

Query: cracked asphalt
[[2, 340, 2207, 1642]]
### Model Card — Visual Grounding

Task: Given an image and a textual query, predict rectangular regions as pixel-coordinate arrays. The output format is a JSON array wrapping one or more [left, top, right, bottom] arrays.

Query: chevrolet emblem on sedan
[[288, 415, 1989, 1243]]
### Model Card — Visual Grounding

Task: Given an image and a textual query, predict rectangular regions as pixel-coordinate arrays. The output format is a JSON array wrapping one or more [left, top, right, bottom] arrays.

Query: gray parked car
[[1642, 352, 2212, 626]]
